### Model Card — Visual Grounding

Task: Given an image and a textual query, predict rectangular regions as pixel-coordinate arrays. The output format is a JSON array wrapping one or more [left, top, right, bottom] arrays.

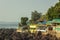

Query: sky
[[0, 0, 58, 22]]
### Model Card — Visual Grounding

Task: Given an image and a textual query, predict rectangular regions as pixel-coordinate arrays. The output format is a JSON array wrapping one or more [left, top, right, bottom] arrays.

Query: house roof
[[52, 19, 60, 23], [46, 21, 52, 25]]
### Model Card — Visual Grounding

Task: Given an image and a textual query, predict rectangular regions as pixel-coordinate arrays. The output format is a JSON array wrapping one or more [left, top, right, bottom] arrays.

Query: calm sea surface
[[0, 22, 18, 29]]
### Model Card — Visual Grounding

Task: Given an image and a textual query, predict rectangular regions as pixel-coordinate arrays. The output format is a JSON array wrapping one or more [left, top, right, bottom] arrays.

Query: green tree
[[46, 1, 60, 20], [41, 15, 48, 21], [31, 10, 42, 21], [59, 0, 60, 2], [21, 17, 28, 25]]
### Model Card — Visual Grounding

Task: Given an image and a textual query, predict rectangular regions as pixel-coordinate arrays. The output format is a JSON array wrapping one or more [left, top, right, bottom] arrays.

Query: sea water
[[0, 22, 18, 29]]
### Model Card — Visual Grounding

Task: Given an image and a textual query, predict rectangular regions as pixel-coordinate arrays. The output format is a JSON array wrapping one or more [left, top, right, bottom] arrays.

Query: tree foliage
[[59, 0, 60, 2], [46, 1, 60, 20], [31, 10, 42, 21], [21, 17, 28, 25]]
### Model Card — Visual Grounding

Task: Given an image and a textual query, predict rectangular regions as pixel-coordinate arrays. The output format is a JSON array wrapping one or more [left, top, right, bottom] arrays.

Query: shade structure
[[52, 19, 60, 23], [46, 21, 52, 25]]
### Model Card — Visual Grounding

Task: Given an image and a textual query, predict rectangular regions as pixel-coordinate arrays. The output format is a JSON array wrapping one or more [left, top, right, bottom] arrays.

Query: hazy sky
[[0, 0, 58, 22]]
